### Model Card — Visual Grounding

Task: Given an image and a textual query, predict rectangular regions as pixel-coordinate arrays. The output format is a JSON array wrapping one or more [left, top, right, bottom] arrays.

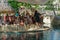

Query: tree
[[45, 0, 56, 16], [45, 0, 54, 10], [8, 0, 19, 13]]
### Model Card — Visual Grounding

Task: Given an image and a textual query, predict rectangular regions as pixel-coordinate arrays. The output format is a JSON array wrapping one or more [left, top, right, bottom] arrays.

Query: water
[[0, 30, 49, 40], [48, 29, 60, 40], [0, 28, 60, 40]]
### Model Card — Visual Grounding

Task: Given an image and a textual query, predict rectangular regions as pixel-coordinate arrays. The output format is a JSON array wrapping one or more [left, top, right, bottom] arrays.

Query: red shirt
[[4, 16, 7, 22]]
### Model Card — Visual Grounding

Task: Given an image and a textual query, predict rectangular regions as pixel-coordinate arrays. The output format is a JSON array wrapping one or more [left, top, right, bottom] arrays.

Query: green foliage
[[8, 0, 19, 12], [8, 0, 39, 10], [45, 0, 55, 10], [8, 0, 60, 11], [45, 0, 53, 5], [57, 14, 60, 16], [17, 2, 39, 9], [58, 8, 60, 10], [17, 2, 32, 8], [32, 4, 39, 9]]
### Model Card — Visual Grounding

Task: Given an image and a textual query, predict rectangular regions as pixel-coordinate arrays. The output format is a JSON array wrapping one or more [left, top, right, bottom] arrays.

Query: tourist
[[34, 10, 41, 23], [19, 19, 25, 31]]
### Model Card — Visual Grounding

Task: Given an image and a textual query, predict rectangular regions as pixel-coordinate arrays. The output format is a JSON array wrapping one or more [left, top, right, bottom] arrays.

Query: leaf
[[8, 0, 19, 12]]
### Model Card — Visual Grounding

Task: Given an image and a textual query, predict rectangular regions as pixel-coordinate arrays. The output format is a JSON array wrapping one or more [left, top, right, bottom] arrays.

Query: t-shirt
[[15, 13, 19, 17]]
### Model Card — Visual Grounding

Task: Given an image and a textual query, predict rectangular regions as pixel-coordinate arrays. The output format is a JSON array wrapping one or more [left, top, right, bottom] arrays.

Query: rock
[[52, 16, 60, 29]]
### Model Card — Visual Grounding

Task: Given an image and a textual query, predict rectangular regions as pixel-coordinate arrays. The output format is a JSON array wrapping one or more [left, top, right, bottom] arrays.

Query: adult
[[34, 10, 41, 23]]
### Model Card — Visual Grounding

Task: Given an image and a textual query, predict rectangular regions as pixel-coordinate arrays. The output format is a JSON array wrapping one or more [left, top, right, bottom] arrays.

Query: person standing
[[34, 10, 41, 23]]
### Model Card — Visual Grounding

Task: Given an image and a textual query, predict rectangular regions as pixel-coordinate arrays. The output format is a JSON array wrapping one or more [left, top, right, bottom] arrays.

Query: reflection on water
[[0, 30, 48, 40], [49, 29, 60, 40], [0, 28, 60, 40], [0, 32, 43, 40]]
